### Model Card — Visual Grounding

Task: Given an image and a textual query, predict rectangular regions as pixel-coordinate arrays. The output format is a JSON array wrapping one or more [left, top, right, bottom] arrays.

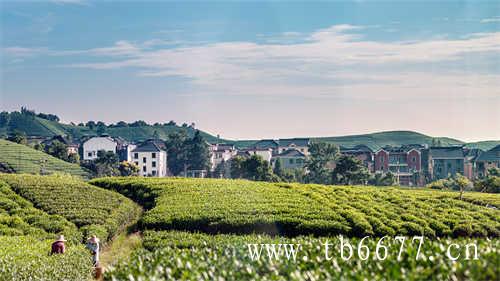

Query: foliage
[[332, 155, 370, 185], [305, 142, 339, 184], [368, 172, 396, 186], [165, 131, 189, 175], [475, 168, 500, 193], [7, 130, 27, 145], [0, 139, 90, 178], [82, 150, 121, 177], [0, 174, 142, 241], [44, 140, 68, 161], [118, 161, 140, 176], [91, 177, 500, 238], [237, 155, 277, 182], [186, 130, 211, 171], [0, 236, 92, 281], [106, 230, 500, 281]]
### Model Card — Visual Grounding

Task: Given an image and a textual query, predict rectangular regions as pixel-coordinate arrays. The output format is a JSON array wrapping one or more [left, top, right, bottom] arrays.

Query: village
[[39, 133, 500, 187]]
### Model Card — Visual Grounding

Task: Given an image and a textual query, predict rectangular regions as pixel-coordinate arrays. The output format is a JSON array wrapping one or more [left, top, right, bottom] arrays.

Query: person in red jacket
[[51, 235, 66, 255]]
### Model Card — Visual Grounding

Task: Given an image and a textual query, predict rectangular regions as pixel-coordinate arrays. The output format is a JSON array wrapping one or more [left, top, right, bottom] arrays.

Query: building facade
[[374, 145, 424, 186], [82, 136, 118, 161], [131, 140, 168, 177], [272, 149, 307, 170], [426, 146, 465, 180]]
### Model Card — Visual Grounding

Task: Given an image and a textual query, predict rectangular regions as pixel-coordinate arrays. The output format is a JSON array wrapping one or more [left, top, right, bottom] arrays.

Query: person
[[51, 235, 66, 255], [86, 235, 100, 266]]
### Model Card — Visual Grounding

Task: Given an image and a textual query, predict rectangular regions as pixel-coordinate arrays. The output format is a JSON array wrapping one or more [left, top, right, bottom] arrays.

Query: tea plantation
[[0, 139, 90, 178]]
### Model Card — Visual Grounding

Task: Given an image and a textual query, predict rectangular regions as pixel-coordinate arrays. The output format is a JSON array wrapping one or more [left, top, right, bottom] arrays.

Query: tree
[[186, 130, 210, 171], [368, 171, 396, 186], [332, 155, 370, 185], [7, 130, 27, 145], [67, 153, 80, 164], [92, 150, 120, 177], [240, 155, 277, 182], [474, 168, 500, 193], [86, 121, 96, 130], [273, 158, 284, 178], [305, 142, 339, 184], [229, 156, 245, 179], [165, 131, 189, 176], [118, 161, 140, 176], [453, 173, 471, 200], [45, 140, 68, 161]]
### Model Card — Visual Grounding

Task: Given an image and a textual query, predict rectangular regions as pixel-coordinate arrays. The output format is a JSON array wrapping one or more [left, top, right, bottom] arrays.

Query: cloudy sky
[[1, 1, 499, 141]]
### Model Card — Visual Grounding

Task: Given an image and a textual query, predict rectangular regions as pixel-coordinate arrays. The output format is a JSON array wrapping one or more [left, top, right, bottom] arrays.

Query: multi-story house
[[209, 143, 237, 171], [131, 139, 167, 177], [374, 145, 424, 186], [271, 149, 307, 170], [244, 148, 273, 162], [425, 146, 465, 180], [82, 136, 118, 161], [474, 145, 500, 178], [340, 145, 374, 172]]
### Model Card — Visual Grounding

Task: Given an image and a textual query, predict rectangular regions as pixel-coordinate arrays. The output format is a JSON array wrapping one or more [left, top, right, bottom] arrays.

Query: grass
[[0, 139, 90, 178]]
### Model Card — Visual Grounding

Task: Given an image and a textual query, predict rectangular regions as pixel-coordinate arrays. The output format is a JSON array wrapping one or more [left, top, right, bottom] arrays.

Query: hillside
[[0, 139, 91, 178], [0, 111, 223, 143]]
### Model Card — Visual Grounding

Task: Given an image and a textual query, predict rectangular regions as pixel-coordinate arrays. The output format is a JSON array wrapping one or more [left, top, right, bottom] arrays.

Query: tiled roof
[[276, 149, 306, 158], [132, 140, 165, 152], [253, 139, 279, 149], [429, 146, 464, 159], [476, 145, 500, 162]]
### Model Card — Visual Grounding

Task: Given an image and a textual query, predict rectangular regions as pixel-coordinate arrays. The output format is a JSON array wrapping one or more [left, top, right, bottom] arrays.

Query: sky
[[1, 1, 499, 142]]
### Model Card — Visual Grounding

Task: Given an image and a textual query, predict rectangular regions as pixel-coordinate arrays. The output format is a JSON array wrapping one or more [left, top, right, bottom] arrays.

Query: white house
[[210, 143, 237, 171], [82, 136, 118, 161], [245, 148, 273, 162], [131, 140, 168, 177]]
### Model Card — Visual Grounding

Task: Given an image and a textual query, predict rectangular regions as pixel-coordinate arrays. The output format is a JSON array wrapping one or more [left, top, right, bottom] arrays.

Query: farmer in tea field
[[86, 235, 100, 266], [50, 235, 66, 255]]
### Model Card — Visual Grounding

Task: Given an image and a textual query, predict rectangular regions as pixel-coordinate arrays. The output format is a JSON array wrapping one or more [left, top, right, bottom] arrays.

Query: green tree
[[67, 153, 80, 164], [453, 173, 471, 200], [368, 171, 396, 186], [186, 130, 210, 171], [45, 140, 68, 161], [241, 155, 277, 182], [165, 131, 189, 176], [118, 161, 140, 176], [273, 158, 284, 178], [332, 155, 370, 185], [305, 142, 339, 184], [474, 168, 500, 193], [94, 150, 120, 177], [7, 130, 27, 145], [229, 156, 245, 179]]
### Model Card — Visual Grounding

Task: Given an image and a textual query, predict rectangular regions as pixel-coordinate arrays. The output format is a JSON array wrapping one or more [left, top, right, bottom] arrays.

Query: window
[[88, 152, 92, 157], [412, 156, 416, 162], [152, 170, 157, 176], [300, 148, 304, 152], [134, 161, 138, 166], [152, 161, 156, 168], [142, 166, 146, 172], [289, 159, 294, 164], [143, 157, 147, 163], [152, 153, 156, 158], [134, 153, 138, 159]]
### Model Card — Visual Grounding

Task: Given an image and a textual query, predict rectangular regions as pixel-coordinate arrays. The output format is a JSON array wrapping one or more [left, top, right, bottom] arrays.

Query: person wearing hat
[[51, 235, 66, 255], [86, 235, 100, 266]]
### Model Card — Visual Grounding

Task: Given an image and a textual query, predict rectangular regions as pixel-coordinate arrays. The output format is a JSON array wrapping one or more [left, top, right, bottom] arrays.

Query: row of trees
[[426, 168, 500, 195]]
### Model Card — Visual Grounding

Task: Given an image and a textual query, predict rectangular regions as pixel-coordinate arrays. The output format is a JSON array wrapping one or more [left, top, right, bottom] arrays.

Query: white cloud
[[480, 17, 500, 23]]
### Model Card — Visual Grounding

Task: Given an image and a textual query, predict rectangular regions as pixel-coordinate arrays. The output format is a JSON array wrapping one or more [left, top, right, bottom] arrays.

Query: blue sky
[[1, 1, 499, 141]]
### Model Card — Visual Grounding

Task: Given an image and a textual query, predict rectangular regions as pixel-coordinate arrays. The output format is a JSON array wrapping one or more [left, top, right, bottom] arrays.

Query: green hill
[[0, 139, 91, 178]]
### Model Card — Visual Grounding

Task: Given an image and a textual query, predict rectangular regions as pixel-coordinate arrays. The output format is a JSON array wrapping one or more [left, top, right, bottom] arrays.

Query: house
[[340, 145, 374, 172], [425, 146, 465, 180], [209, 143, 237, 171], [130, 139, 167, 177], [463, 148, 483, 179], [82, 136, 118, 161], [277, 138, 311, 155], [474, 145, 500, 178], [244, 148, 273, 162], [374, 145, 425, 186], [252, 139, 279, 152], [272, 149, 307, 170]]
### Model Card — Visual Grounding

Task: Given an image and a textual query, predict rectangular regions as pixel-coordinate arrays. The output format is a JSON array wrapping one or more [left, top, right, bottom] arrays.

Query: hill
[[0, 111, 223, 143], [0, 139, 91, 178]]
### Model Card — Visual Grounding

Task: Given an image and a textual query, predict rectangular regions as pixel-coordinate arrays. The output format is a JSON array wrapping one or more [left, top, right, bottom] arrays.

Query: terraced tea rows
[[1, 174, 141, 241], [0, 139, 90, 178], [91, 177, 500, 238], [107, 230, 500, 281]]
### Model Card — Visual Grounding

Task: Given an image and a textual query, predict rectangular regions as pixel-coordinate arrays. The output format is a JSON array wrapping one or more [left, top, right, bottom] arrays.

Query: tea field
[[0, 139, 90, 178], [1, 174, 142, 241], [91, 177, 500, 238]]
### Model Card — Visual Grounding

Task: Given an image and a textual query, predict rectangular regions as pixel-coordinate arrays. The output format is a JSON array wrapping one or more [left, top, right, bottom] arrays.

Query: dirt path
[[99, 231, 142, 270]]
